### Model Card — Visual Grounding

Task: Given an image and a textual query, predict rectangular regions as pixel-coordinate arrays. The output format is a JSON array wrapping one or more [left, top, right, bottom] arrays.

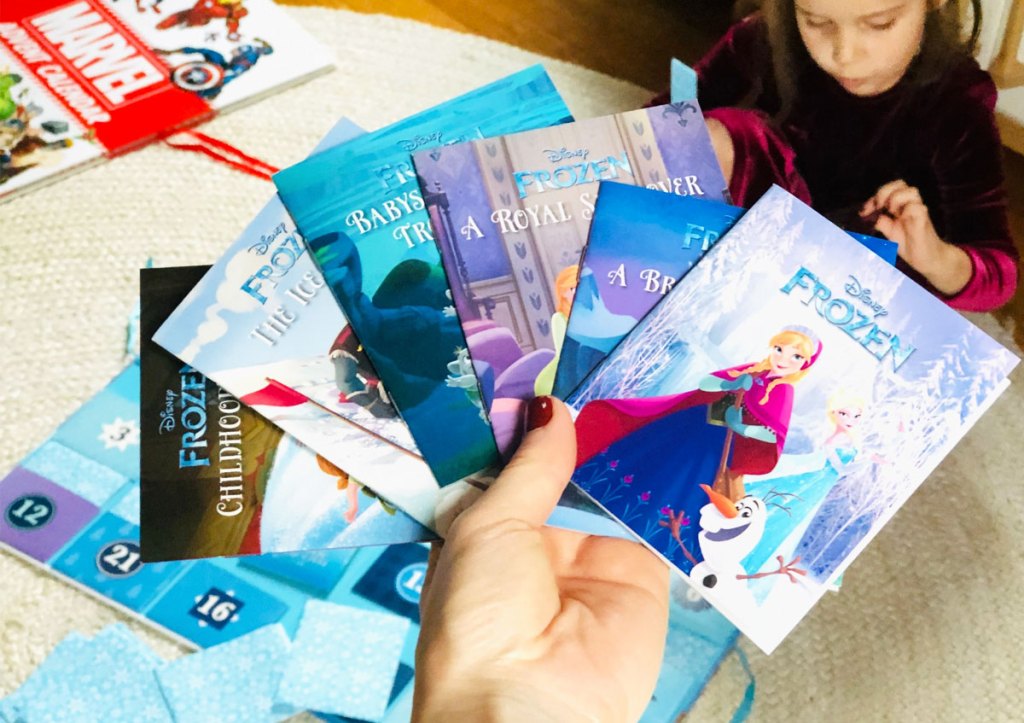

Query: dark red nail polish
[[526, 395, 554, 432]]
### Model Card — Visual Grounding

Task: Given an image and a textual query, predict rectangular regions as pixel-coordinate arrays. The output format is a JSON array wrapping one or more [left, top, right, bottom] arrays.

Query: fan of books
[[1, 2, 1017, 721]]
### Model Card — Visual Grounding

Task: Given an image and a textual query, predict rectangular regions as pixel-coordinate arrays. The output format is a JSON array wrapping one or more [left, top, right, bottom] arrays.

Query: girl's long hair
[[729, 329, 817, 404], [554, 264, 579, 317], [748, 0, 982, 118]]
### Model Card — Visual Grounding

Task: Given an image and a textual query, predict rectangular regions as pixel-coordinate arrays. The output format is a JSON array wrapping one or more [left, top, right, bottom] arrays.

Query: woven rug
[[2, 7, 1023, 721]]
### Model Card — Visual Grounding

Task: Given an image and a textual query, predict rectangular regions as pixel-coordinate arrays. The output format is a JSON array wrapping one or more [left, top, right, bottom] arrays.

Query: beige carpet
[[2, 7, 1023, 721]]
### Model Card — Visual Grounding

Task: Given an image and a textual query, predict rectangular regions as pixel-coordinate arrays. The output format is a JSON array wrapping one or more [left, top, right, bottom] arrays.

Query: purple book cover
[[412, 102, 728, 455]]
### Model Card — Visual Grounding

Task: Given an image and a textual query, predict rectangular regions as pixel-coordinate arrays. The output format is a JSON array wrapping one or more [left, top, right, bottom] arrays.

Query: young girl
[[688, 0, 1019, 312]]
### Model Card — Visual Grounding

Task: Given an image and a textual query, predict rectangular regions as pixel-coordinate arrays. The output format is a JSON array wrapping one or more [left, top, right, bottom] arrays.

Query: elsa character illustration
[[791, 418, 894, 584], [534, 264, 578, 396], [573, 326, 822, 571], [741, 389, 869, 577]]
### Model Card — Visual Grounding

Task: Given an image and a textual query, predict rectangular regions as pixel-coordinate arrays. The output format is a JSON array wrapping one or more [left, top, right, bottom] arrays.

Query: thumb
[[459, 396, 577, 530]]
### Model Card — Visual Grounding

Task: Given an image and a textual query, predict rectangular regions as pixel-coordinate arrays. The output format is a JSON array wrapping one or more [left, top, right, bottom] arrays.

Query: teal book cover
[[274, 66, 573, 526]]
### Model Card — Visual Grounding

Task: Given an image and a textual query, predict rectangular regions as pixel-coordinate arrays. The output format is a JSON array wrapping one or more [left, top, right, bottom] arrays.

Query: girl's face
[[562, 284, 576, 303], [794, 0, 932, 97], [833, 405, 863, 432], [769, 342, 808, 377]]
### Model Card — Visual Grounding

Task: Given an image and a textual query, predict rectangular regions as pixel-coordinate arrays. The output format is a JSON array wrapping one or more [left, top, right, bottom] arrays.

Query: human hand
[[726, 373, 754, 392], [413, 396, 670, 723], [725, 406, 776, 443], [698, 373, 751, 393], [860, 180, 972, 295]]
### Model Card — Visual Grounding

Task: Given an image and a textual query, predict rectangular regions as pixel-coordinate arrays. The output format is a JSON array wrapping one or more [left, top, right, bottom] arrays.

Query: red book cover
[[0, 0, 333, 200]]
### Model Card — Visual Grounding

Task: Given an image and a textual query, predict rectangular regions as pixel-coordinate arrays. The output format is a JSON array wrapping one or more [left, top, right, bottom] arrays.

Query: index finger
[[862, 179, 909, 216]]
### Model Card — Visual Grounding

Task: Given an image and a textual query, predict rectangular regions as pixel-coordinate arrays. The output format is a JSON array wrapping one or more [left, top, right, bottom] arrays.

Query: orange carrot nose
[[701, 484, 738, 519]]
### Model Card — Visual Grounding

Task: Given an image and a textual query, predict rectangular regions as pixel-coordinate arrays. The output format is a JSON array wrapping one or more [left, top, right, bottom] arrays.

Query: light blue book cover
[[568, 185, 1018, 653], [274, 66, 574, 526], [553, 182, 898, 399], [154, 119, 446, 526], [412, 102, 729, 457]]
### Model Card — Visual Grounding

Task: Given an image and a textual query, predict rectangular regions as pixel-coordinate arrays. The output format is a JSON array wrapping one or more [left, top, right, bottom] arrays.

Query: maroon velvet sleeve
[[929, 70, 1020, 311], [694, 14, 767, 111]]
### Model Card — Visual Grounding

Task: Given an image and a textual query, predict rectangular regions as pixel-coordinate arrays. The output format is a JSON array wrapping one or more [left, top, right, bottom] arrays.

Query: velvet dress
[[662, 14, 1019, 312]]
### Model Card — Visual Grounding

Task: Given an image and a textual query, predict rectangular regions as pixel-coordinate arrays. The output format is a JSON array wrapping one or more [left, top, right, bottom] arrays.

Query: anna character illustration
[[534, 264, 578, 396], [573, 326, 822, 571], [741, 389, 870, 577]]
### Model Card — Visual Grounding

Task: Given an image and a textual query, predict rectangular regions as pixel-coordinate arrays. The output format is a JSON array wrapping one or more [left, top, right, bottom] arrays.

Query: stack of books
[[150, 61, 1018, 675], [0, 0, 333, 200], [2, 53, 1018, 720]]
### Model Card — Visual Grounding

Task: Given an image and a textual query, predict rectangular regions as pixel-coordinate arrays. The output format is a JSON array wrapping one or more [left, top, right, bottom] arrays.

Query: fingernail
[[526, 395, 554, 432]]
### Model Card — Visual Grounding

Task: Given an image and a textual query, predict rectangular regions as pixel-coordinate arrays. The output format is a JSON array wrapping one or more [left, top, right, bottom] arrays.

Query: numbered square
[[0, 467, 98, 562]]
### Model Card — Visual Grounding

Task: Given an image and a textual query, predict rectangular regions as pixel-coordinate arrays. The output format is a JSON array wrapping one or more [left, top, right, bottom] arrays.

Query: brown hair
[[748, 0, 982, 117]]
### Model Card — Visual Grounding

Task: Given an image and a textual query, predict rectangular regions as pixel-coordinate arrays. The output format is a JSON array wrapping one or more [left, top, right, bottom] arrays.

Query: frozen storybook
[[158, 98, 626, 540], [274, 66, 574, 527], [552, 182, 899, 400], [568, 185, 1019, 654], [411, 101, 728, 455], [140, 264, 433, 563], [0, 0, 333, 200], [153, 118, 448, 532]]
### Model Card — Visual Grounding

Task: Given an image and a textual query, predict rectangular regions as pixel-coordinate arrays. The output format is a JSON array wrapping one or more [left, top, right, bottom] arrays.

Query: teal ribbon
[[730, 646, 757, 723]]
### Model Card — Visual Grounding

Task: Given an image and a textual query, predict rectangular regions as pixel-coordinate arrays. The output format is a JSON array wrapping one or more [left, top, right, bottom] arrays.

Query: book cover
[[274, 66, 573, 525], [568, 185, 1018, 653], [140, 264, 435, 562], [153, 118, 447, 528], [0, 0, 333, 200], [553, 182, 898, 400], [411, 102, 729, 455]]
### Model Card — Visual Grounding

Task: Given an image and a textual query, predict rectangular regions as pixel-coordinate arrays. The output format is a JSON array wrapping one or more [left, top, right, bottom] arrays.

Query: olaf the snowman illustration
[[689, 484, 807, 614]]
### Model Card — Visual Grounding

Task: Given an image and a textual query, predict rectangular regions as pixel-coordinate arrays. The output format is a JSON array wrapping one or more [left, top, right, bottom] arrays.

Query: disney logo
[[543, 147, 589, 163], [398, 131, 444, 152], [247, 223, 287, 255], [159, 389, 176, 434], [844, 275, 888, 319]]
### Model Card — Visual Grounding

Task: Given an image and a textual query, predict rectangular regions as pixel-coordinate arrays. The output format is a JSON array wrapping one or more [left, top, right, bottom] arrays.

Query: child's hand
[[413, 396, 670, 723], [860, 180, 972, 295]]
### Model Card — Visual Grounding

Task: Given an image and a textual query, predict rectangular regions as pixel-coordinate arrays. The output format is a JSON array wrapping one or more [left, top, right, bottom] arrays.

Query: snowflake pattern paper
[[19, 625, 170, 722], [156, 623, 291, 723], [277, 600, 409, 720]]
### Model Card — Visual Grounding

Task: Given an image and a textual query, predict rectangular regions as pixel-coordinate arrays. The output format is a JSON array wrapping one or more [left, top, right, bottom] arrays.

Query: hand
[[413, 397, 670, 723], [727, 373, 754, 392], [860, 180, 972, 295], [698, 373, 752, 393], [725, 406, 776, 443]]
